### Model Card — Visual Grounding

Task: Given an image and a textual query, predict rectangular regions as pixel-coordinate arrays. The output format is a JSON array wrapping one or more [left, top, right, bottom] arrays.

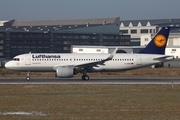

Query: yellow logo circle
[[154, 35, 166, 47]]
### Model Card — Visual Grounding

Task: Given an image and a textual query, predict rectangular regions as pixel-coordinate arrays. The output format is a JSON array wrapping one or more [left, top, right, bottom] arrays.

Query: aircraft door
[[136, 55, 142, 65], [25, 54, 31, 65]]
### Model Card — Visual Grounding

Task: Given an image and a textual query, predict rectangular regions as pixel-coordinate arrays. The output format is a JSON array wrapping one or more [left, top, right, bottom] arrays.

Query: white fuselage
[[5, 53, 173, 72]]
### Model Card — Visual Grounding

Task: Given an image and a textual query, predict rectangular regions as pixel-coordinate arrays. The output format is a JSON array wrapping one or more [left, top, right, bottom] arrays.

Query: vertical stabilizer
[[139, 27, 170, 54]]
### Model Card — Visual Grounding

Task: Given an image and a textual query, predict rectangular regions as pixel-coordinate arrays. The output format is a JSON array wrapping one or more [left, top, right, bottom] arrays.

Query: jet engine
[[55, 66, 74, 78]]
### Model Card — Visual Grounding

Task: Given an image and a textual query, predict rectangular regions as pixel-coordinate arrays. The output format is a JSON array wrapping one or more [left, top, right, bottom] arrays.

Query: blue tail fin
[[139, 27, 170, 54]]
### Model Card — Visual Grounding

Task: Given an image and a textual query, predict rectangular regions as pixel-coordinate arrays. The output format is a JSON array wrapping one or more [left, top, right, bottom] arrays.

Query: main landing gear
[[82, 75, 89, 80], [81, 69, 89, 80], [26, 72, 30, 81]]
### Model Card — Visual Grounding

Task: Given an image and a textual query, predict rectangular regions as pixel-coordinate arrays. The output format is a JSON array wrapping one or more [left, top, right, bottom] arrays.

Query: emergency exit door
[[25, 54, 31, 65], [136, 55, 142, 65]]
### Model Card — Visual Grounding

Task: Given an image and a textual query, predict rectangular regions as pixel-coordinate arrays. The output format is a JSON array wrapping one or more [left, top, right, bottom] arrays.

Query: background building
[[0, 17, 131, 58]]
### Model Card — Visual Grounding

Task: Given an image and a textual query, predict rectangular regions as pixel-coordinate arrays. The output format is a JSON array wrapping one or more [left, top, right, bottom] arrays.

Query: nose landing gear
[[26, 72, 30, 81]]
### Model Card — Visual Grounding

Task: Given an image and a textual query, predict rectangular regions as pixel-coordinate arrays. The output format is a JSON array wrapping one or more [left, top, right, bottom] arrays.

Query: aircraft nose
[[5, 61, 12, 69]]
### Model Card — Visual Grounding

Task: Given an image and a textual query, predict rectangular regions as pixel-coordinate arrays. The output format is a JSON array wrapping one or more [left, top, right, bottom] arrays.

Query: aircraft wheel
[[26, 77, 30, 81], [82, 75, 89, 80]]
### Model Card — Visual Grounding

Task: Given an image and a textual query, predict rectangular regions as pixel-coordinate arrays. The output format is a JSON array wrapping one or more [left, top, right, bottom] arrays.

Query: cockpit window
[[13, 58, 20, 61]]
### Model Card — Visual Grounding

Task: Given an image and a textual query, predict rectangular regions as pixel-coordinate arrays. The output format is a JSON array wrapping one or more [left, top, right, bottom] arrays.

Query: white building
[[71, 45, 180, 59], [71, 45, 109, 53], [71, 45, 135, 54], [165, 46, 180, 59]]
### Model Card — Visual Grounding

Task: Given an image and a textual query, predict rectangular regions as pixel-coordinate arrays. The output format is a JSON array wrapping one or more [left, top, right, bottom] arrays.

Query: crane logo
[[154, 34, 166, 47]]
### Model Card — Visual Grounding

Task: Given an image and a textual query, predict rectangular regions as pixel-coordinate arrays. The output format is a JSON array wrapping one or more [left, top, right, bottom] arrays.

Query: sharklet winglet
[[106, 47, 118, 60]]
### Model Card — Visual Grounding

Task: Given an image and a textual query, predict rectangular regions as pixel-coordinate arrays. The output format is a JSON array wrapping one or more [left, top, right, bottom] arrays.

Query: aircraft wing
[[152, 55, 174, 61], [74, 48, 118, 69]]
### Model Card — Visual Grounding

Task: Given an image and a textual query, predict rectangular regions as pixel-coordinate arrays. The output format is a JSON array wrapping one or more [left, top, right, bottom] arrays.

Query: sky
[[0, 0, 180, 21]]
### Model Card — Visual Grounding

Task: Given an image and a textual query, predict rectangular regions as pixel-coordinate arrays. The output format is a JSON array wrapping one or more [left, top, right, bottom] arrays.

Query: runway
[[0, 77, 180, 84]]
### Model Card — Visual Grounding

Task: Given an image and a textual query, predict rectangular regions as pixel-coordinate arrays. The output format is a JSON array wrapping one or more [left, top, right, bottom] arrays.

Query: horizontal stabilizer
[[152, 55, 174, 61]]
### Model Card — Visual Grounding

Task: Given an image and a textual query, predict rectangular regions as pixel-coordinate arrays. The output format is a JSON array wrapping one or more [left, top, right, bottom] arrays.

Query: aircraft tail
[[139, 27, 170, 54]]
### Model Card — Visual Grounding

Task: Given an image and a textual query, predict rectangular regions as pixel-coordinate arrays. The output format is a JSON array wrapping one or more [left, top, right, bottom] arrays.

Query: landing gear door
[[136, 55, 142, 65], [25, 54, 31, 65]]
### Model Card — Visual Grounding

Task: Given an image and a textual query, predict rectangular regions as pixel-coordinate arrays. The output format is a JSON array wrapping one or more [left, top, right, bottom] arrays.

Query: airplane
[[5, 27, 174, 81]]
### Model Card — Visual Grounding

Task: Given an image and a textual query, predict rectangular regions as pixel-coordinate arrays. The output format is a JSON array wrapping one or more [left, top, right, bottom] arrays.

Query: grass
[[0, 68, 180, 119], [0, 84, 180, 120]]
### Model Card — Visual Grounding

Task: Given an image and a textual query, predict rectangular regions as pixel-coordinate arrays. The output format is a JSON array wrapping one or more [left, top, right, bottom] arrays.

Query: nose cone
[[5, 61, 12, 69]]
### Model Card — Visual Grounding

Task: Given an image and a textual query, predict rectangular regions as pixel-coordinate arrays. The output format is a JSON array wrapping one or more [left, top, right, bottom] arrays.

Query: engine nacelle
[[55, 66, 73, 78]]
